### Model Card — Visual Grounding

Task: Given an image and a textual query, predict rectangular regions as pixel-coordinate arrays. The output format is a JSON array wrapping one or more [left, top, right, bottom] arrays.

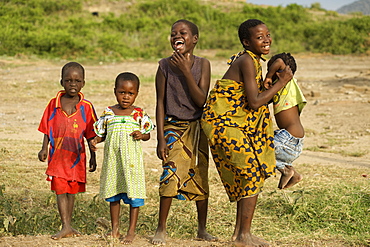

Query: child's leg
[[195, 199, 217, 241], [121, 206, 139, 244], [234, 195, 270, 247], [151, 196, 172, 245], [109, 201, 121, 238], [283, 167, 303, 189], [231, 200, 242, 241], [52, 193, 80, 240]]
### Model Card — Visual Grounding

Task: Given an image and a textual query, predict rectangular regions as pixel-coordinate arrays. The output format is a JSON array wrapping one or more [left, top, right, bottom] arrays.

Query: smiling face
[[170, 21, 198, 54], [114, 80, 138, 110], [243, 24, 272, 56], [61, 67, 85, 97]]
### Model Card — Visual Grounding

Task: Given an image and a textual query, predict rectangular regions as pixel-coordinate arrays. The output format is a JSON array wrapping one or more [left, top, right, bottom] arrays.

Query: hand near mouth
[[170, 50, 192, 75]]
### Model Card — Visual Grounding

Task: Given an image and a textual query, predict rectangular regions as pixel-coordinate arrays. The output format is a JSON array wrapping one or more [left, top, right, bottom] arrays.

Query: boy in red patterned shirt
[[38, 62, 97, 240]]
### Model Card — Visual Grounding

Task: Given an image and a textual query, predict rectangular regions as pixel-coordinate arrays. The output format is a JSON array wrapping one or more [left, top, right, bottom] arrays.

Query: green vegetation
[[0, 137, 369, 246], [0, 0, 369, 62], [1, 162, 369, 246]]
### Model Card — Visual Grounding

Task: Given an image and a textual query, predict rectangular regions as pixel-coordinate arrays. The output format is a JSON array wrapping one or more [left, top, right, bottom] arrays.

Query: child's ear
[[193, 34, 198, 44], [242, 39, 249, 48], [82, 80, 85, 88], [60, 79, 63, 86]]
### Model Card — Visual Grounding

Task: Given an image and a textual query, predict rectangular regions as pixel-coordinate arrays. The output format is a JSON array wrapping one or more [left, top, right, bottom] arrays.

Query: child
[[90, 72, 154, 244], [152, 19, 216, 245], [264, 52, 306, 189], [201, 19, 293, 246], [38, 62, 97, 240]]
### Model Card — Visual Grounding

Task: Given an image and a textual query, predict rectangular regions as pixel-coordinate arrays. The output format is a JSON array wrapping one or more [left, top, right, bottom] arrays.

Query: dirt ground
[[0, 53, 369, 246]]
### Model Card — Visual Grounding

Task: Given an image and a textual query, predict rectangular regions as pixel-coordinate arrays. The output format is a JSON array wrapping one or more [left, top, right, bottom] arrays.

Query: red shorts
[[50, 177, 86, 195]]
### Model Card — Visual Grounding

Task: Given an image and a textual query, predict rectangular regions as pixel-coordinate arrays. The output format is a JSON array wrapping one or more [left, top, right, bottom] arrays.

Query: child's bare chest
[[60, 97, 79, 115]]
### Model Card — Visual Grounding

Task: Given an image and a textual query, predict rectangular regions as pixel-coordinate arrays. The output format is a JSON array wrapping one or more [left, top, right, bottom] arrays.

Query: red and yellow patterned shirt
[[38, 91, 97, 183]]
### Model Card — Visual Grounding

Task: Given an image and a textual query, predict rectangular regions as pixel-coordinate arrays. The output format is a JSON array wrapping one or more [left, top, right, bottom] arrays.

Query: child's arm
[[130, 131, 150, 141], [87, 137, 97, 172], [38, 134, 49, 162], [89, 136, 105, 152], [155, 67, 168, 161], [240, 56, 292, 110], [264, 58, 285, 89], [171, 51, 211, 106]]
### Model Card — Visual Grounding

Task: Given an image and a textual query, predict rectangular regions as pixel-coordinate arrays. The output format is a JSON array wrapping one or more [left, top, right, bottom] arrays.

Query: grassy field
[[0, 56, 369, 246]]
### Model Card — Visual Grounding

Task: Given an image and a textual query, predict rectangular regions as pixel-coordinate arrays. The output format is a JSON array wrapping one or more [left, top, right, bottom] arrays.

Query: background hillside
[[1, 0, 369, 62], [337, 0, 370, 15]]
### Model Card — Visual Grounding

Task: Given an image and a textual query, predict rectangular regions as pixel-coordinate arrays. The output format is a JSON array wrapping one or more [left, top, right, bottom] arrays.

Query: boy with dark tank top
[[152, 19, 217, 245]]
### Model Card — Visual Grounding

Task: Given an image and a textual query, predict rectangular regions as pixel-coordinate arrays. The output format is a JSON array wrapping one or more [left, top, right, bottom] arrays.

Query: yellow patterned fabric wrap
[[159, 117, 209, 201], [201, 50, 275, 202]]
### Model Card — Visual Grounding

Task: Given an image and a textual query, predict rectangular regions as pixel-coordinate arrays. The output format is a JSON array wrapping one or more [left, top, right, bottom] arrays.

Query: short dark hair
[[238, 19, 265, 49], [173, 19, 199, 36], [115, 72, 140, 89], [268, 52, 297, 74], [61, 62, 85, 78]]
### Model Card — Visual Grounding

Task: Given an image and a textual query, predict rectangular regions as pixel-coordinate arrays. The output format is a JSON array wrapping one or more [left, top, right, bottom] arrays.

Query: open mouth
[[173, 40, 184, 50]]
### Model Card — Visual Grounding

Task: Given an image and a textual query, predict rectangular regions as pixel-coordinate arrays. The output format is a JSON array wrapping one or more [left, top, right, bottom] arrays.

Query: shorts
[[50, 176, 86, 195], [274, 129, 304, 170], [105, 193, 144, 207]]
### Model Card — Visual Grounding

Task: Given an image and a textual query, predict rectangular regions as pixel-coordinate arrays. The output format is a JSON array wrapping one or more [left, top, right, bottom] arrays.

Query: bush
[[0, 0, 369, 61]]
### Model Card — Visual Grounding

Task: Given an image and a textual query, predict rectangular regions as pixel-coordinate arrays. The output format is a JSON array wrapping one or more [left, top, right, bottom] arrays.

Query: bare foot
[[284, 170, 303, 189], [251, 234, 270, 246], [234, 233, 258, 247], [51, 227, 80, 240], [232, 234, 269, 246], [278, 166, 294, 189], [151, 229, 166, 245], [195, 231, 218, 241], [105, 230, 121, 239], [231, 233, 237, 242], [121, 233, 135, 245]]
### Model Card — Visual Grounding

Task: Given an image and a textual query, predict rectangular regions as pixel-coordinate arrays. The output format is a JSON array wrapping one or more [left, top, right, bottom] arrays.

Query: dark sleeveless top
[[159, 55, 203, 121]]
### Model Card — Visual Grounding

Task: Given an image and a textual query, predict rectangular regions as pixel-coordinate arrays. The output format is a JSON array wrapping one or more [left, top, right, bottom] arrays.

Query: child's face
[[114, 80, 138, 109], [61, 68, 85, 97], [170, 22, 198, 54], [243, 24, 272, 56]]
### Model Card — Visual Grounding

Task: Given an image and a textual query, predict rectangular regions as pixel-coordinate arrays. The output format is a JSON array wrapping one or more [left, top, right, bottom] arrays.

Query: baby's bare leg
[[278, 166, 294, 189], [284, 168, 303, 189]]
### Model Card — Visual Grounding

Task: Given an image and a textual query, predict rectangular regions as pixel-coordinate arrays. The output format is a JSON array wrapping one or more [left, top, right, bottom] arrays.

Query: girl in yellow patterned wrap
[[202, 19, 293, 247]]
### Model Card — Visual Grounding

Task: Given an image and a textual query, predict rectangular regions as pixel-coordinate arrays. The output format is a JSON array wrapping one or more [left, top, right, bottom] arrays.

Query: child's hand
[[156, 140, 168, 161], [264, 78, 273, 90], [89, 157, 97, 172], [130, 131, 144, 140], [38, 149, 47, 162], [89, 137, 99, 152], [170, 50, 192, 74], [276, 65, 293, 86]]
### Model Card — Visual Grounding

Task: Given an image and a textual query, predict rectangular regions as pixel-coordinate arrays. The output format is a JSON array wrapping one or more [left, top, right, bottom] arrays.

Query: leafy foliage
[[0, 0, 369, 60]]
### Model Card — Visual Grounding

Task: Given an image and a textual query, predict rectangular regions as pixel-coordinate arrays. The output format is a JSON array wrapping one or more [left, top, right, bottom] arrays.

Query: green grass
[[0, 138, 369, 246]]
